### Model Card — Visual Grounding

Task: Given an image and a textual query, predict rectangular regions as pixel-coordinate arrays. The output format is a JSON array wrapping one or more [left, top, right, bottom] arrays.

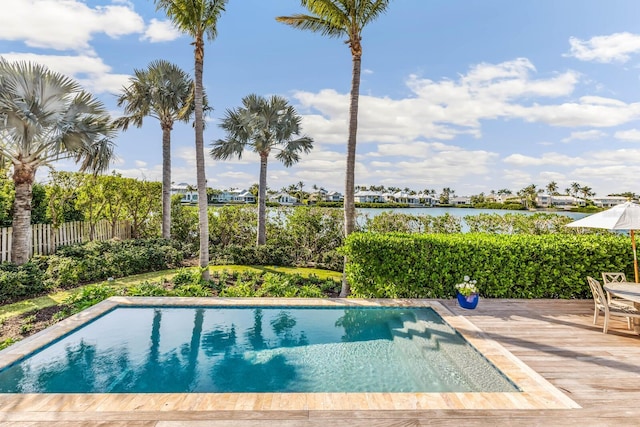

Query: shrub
[[172, 267, 206, 286], [62, 284, 116, 314], [219, 280, 256, 297], [124, 281, 171, 296], [255, 273, 298, 297], [0, 338, 17, 351], [214, 244, 295, 267], [46, 238, 184, 288], [0, 261, 48, 304], [173, 284, 211, 297], [342, 232, 632, 299]]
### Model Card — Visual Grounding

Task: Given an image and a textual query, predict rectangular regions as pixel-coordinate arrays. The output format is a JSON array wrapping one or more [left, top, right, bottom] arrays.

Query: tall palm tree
[[155, 0, 228, 279], [277, 0, 391, 297], [0, 60, 114, 264], [546, 181, 558, 196], [211, 94, 313, 245], [115, 59, 195, 240]]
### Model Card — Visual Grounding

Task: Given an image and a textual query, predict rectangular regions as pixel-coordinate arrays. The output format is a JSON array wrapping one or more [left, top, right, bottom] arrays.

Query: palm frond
[[116, 59, 194, 130], [155, 0, 228, 42], [276, 14, 345, 38], [0, 59, 116, 173], [210, 137, 245, 160]]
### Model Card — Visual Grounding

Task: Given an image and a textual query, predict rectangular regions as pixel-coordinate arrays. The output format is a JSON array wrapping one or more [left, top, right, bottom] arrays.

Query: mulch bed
[[1, 305, 67, 345]]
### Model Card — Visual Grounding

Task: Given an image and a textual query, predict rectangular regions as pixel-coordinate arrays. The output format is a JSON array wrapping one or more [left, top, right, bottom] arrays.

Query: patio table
[[603, 282, 640, 334]]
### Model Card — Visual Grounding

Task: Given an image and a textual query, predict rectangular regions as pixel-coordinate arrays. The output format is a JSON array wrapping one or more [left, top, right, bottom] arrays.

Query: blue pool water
[[0, 306, 518, 393]]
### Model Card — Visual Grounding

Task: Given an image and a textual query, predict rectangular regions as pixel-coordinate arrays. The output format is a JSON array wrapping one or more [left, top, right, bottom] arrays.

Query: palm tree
[[440, 187, 455, 204], [581, 186, 595, 200], [0, 60, 114, 264], [211, 94, 313, 245], [155, 0, 228, 279], [115, 60, 195, 240], [546, 181, 558, 196], [570, 182, 581, 197], [277, 0, 391, 297]]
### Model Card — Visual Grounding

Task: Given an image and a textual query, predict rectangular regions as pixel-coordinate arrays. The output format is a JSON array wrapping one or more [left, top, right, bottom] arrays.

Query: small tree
[[211, 94, 313, 245], [0, 60, 114, 264]]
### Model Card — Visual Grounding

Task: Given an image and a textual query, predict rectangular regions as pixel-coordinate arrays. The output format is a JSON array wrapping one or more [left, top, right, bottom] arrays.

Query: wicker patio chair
[[587, 276, 640, 334]]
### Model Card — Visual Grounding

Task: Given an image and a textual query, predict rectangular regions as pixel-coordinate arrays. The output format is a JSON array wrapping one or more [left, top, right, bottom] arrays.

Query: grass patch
[[210, 265, 342, 281]]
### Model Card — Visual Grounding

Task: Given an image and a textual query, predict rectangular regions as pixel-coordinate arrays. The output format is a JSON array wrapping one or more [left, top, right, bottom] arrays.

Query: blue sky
[[2, 0, 640, 197]]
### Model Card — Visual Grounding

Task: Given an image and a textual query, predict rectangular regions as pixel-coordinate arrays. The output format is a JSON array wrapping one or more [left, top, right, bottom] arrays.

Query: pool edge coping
[[0, 297, 581, 412]]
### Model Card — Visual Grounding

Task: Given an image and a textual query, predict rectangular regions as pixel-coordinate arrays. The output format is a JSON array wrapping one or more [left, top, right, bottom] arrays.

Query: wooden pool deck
[[1, 298, 639, 426]]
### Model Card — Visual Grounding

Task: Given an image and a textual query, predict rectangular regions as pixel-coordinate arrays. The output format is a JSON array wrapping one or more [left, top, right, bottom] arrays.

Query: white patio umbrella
[[566, 201, 640, 283]]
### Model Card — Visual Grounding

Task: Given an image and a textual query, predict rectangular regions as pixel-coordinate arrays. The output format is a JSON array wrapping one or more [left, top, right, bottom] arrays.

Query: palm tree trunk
[[257, 153, 268, 245], [340, 51, 362, 297], [11, 162, 36, 265], [161, 124, 171, 239], [194, 37, 210, 280]]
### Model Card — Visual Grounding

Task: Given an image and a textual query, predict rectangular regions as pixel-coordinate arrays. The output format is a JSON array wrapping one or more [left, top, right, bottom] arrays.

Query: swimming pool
[[0, 297, 580, 411], [0, 304, 516, 393]]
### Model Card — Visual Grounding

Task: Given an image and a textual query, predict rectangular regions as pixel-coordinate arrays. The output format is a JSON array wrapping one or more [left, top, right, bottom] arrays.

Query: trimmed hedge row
[[342, 232, 632, 299]]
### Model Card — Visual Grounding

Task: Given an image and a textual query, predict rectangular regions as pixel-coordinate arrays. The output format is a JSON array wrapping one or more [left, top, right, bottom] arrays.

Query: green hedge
[[342, 232, 632, 299], [0, 262, 48, 304], [0, 239, 185, 303], [45, 239, 183, 288]]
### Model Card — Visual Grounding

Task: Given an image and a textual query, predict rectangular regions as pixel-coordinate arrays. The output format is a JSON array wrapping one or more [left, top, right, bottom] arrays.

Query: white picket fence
[[0, 220, 131, 262]]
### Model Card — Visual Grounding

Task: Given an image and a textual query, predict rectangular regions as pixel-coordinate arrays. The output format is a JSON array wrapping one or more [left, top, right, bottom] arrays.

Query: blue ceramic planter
[[457, 292, 479, 309]]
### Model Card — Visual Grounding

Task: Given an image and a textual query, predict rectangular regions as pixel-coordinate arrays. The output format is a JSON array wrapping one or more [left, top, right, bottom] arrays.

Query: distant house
[[416, 192, 437, 206], [233, 190, 255, 204], [324, 191, 343, 202], [269, 193, 298, 205], [393, 191, 420, 205], [450, 196, 472, 206], [213, 189, 255, 204], [171, 183, 198, 204], [354, 190, 383, 203], [591, 196, 628, 208], [536, 194, 586, 209]]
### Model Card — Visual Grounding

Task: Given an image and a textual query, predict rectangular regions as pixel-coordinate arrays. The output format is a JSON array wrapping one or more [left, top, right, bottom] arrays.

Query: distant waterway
[[357, 206, 588, 220], [356, 207, 589, 232]]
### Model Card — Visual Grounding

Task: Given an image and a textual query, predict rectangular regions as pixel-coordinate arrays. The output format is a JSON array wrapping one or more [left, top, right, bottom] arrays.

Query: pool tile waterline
[[0, 297, 580, 411]]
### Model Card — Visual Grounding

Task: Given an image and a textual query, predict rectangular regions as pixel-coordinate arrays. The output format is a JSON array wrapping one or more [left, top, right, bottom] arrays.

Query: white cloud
[[294, 57, 637, 147], [509, 97, 640, 128], [566, 32, 640, 63], [141, 19, 182, 43], [0, 52, 130, 94], [503, 152, 590, 167], [134, 160, 147, 168], [0, 0, 144, 52], [614, 129, 640, 142], [561, 130, 607, 143]]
